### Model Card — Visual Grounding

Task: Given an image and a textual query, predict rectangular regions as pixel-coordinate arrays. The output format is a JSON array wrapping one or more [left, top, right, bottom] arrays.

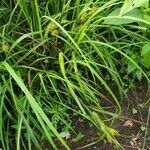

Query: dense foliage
[[0, 0, 149, 149]]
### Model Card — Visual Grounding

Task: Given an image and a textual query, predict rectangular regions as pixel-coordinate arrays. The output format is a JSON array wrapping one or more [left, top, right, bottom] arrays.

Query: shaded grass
[[0, 0, 150, 149]]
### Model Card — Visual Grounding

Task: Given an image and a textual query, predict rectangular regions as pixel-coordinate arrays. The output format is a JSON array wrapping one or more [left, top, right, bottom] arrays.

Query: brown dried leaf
[[123, 120, 134, 128]]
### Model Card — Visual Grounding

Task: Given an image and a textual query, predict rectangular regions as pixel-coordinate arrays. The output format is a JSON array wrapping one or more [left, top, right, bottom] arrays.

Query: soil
[[42, 82, 150, 150]]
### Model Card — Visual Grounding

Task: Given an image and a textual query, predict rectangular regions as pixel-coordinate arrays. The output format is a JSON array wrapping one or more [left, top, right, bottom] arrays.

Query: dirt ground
[[42, 82, 150, 150]]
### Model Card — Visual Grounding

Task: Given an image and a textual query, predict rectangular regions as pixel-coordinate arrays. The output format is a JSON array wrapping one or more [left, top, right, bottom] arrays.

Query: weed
[[0, 0, 149, 149]]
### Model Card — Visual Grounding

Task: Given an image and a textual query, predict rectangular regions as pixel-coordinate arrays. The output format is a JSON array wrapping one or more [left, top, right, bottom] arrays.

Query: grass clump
[[0, 0, 150, 149]]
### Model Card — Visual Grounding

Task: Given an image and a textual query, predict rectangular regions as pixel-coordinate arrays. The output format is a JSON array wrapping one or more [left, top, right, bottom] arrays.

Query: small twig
[[122, 144, 141, 149], [75, 139, 100, 150], [120, 116, 142, 124]]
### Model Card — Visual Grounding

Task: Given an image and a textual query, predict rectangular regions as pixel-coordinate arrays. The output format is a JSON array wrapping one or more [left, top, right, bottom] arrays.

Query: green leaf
[[132, 108, 138, 114], [120, 0, 149, 15], [127, 63, 137, 74], [141, 126, 146, 132], [141, 44, 150, 67], [135, 70, 142, 80], [103, 8, 143, 25], [73, 132, 84, 142]]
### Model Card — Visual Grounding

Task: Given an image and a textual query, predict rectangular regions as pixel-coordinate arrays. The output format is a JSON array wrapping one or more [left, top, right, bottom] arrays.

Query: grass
[[0, 0, 150, 149]]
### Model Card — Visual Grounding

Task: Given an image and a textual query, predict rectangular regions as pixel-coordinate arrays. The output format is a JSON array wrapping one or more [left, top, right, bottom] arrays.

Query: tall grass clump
[[0, 0, 150, 149]]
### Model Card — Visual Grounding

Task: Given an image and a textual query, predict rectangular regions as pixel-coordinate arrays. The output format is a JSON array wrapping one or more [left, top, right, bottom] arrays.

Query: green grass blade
[[3, 61, 70, 150]]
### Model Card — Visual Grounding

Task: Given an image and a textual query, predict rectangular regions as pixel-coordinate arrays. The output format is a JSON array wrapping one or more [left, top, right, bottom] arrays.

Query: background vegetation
[[0, 0, 150, 149]]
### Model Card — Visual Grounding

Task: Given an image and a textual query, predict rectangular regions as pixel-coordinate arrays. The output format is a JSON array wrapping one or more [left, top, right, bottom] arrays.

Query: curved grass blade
[[3, 61, 70, 150]]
